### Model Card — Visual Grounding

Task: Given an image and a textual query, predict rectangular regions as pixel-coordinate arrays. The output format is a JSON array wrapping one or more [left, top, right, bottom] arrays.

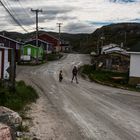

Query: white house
[[101, 43, 127, 55], [128, 43, 140, 85]]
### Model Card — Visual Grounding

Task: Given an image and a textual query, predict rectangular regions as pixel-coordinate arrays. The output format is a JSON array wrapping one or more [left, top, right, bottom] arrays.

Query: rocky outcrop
[[0, 106, 22, 128]]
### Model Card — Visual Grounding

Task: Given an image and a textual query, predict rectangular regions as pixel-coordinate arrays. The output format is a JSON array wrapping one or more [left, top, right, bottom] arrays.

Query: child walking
[[59, 70, 63, 82]]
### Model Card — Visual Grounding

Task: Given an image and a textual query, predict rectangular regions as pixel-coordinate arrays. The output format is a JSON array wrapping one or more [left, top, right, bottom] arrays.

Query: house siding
[[0, 36, 21, 61], [38, 34, 58, 47], [25, 39, 53, 54], [22, 44, 43, 60], [129, 54, 140, 77], [38, 34, 60, 52]]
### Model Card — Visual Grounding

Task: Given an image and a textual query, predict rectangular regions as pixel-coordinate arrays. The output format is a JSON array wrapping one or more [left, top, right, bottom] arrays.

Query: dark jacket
[[72, 68, 78, 75]]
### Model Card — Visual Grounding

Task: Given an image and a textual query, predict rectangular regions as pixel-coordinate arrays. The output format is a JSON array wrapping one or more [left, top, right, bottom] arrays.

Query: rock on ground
[[0, 106, 22, 128], [0, 123, 13, 140]]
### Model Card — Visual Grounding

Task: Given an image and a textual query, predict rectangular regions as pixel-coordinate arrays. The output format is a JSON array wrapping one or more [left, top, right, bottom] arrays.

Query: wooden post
[[11, 48, 16, 90]]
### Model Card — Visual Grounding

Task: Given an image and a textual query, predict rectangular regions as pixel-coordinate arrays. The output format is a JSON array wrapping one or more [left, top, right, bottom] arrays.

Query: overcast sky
[[0, 0, 140, 33]]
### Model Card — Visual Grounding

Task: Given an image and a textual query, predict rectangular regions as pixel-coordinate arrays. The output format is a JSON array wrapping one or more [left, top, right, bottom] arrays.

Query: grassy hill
[[1, 23, 140, 53]]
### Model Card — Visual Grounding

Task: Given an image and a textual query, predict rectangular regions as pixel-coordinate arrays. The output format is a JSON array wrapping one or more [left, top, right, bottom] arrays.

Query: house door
[[4, 50, 10, 79], [0, 51, 2, 79], [27, 48, 31, 55]]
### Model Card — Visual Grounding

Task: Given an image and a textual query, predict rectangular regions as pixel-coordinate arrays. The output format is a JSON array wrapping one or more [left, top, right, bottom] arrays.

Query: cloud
[[110, 0, 138, 3], [0, 0, 140, 33], [63, 22, 96, 34]]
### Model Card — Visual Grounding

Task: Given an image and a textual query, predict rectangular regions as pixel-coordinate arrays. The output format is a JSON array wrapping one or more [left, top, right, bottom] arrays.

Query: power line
[[17, 0, 35, 25], [3, 0, 34, 31], [0, 0, 29, 32]]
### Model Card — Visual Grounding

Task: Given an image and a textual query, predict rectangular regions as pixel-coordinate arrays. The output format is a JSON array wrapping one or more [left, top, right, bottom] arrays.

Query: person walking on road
[[59, 70, 63, 82], [71, 66, 78, 84]]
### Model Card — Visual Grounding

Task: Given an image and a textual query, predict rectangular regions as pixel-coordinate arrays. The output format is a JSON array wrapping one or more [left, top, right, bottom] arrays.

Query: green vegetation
[[80, 64, 129, 86], [80, 65, 140, 91], [47, 53, 63, 61], [0, 81, 38, 111], [17, 124, 29, 132]]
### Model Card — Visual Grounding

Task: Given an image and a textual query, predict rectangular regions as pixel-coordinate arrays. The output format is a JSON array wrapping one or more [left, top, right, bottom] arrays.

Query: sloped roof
[[38, 33, 59, 41], [0, 35, 21, 44], [0, 46, 12, 50], [23, 44, 38, 48], [25, 38, 52, 45]]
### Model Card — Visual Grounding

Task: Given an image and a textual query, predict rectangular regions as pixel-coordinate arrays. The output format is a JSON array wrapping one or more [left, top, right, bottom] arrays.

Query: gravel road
[[16, 54, 140, 140]]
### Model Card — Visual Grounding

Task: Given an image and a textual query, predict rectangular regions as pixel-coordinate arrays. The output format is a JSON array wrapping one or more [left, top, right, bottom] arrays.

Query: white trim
[[0, 35, 21, 44], [25, 38, 52, 45], [0, 46, 12, 50], [127, 51, 140, 54]]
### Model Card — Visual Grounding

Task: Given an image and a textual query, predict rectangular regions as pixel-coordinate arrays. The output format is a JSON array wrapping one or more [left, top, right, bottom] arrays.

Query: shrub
[[0, 81, 38, 111], [47, 53, 63, 61]]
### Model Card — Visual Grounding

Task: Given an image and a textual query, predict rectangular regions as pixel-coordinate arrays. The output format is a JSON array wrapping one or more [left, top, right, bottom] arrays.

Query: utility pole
[[31, 9, 42, 47], [124, 31, 127, 47], [11, 48, 16, 91], [57, 23, 63, 46]]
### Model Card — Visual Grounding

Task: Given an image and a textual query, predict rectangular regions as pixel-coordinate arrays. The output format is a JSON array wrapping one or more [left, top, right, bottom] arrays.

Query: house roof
[[0, 46, 12, 50], [0, 35, 21, 44], [101, 44, 127, 55], [25, 38, 52, 45], [38, 33, 59, 41], [128, 42, 140, 53], [23, 44, 39, 49]]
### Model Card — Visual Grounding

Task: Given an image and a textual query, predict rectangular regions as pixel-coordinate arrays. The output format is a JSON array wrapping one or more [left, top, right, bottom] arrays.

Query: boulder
[[0, 106, 22, 128], [0, 123, 13, 140]]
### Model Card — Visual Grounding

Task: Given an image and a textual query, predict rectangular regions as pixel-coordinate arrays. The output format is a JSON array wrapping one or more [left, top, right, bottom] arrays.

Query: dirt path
[[16, 54, 140, 140]]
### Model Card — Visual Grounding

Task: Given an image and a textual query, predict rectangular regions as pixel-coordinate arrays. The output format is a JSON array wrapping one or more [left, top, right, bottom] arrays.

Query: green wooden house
[[21, 44, 44, 61]]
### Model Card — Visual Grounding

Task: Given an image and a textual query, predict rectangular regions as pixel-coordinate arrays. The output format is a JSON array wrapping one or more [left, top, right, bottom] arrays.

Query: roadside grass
[[18, 60, 46, 66], [80, 65, 140, 91], [0, 81, 38, 111], [47, 53, 63, 61]]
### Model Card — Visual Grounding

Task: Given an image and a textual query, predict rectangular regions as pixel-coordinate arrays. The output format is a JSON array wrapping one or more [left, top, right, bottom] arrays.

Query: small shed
[[21, 44, 44, 61], [128, 42, 140, 85], [60, 40, 71, 52], [0, 46, 15, 80], [25, 39, 53, 54]]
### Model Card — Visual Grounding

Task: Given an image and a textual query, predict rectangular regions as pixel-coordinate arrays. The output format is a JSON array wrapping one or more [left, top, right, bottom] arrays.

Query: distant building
[[60, 40, 71, 52], [0, 35, 22, 61], [25, 39, 53, 54], [21, 44, 44, 61], [38, 33, 61, 52], [128, 42, 140, 85], [101, 44, 127, 55]]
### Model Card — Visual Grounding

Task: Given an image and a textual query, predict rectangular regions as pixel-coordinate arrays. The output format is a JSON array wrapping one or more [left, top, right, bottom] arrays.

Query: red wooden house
[[38, 33, 61, 52], [0, 35, 22, 61]]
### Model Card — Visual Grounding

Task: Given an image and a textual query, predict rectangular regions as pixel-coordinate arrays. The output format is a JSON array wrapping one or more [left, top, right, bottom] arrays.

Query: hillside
[[92, 23, 140, 48], [1, 23, 140, 53], [0, 30, 88, 52]]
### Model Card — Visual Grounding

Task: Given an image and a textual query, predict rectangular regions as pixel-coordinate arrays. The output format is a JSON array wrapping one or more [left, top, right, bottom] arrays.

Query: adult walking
[[71, 66, 78, 83]]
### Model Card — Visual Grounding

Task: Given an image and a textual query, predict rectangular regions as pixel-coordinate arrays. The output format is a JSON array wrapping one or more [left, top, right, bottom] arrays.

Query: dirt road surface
[[16, 54, 140, 140]]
